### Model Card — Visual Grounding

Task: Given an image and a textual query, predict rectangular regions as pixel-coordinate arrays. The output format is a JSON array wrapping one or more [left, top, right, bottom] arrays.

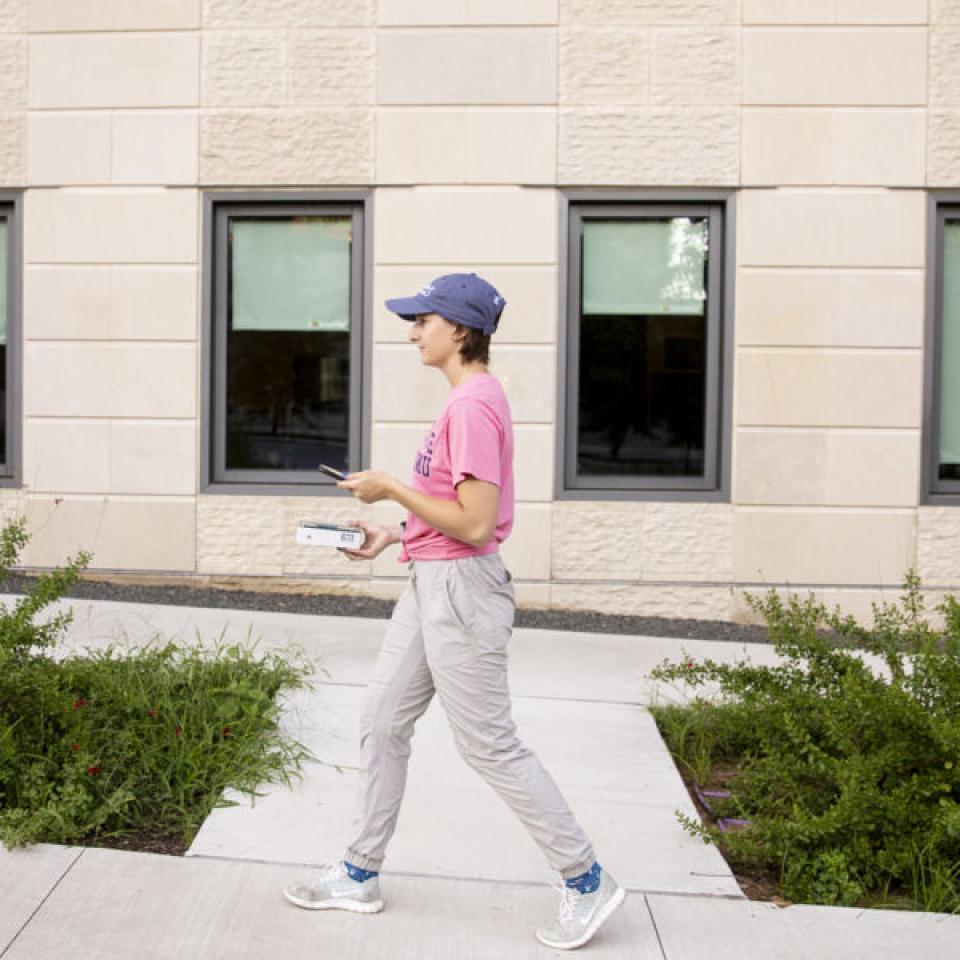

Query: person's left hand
[[337, 470, 398, 504]]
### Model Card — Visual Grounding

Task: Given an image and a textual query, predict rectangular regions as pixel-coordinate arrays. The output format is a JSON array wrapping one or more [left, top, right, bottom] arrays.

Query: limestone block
[[736, 349, 922, 428], [738, 190, 925, 268], [289, 31, 375, 105], [489, 347, 556, 422], [29, 34, 200, 109], [371, 422, 426, 479], [551, 581, 731, 619], [651, 29, 739, 106], [21, 496, 196, 572], [0, 113, 24, 186], [282, 497, 373, 578], [202, 0, 374, 28], [743, 29, 926, 106], [377, 30, 557, 105], [0, 36, 26, 110], [929, 110, 960, 185], [200, 110, 373, 184], [197, 495, 284, 575], [931, 30, 960, 105], [110, 422, 196, 495], [513, 581, 552, 607], [25, 189, 198, 263], [24, 420, 111, 493], [559, 29, 649, 105], [25, 266, 198, 340], [559, 0, 739, 25], [112, 112, 199, 185], [376, 108, 556, 185], [0, 0, 26, 32], [378, 0, 558, 24], [917, 507, 960, 585], [27, 113, 111, 185], [375, 188, 557, 264], [744, 0, 927, 23], [499, 502, 551, 579], [559, 108, 738, 185], [742, 109, 925, 187], [512, 426, 555, 501], [735, 269, 924, 348], [934, 0, 960, 23], [465, 110, 557, 184], [552, 501, 732, 582], [735, 429, 920, 507], [733, 507, 916, 585], [26, 343, 197, 418], [201, 33, 286, 107], [29, 0, 200, 30]]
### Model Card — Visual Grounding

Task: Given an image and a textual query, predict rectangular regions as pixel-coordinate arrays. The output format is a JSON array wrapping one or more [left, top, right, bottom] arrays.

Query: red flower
[[148, 709, 158, 719], [72, 698, 88, 710], [222, 726, 231, 738], [87, 766, 101, 776], [685, 662, 695, 670], [175, 725, 182, 737], [70, 742, 80, 752]]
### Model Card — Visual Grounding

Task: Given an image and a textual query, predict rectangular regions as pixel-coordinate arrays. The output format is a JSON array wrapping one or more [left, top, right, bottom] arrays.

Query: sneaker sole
[[535, 886, 626, 951], [283, 890, 384, 914]]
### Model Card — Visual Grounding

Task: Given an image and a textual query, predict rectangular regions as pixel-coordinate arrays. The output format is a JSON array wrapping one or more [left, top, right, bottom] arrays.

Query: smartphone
[[318, 463, 347, 481]]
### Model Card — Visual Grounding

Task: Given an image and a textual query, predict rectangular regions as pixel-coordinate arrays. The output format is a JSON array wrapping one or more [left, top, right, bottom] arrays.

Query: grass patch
[[650, 571, 960, 913], [0, 516, 312, 851]]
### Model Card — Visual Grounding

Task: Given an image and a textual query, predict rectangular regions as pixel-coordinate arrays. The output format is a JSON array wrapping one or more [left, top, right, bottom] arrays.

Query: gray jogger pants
[[343, 554, 596, 879]]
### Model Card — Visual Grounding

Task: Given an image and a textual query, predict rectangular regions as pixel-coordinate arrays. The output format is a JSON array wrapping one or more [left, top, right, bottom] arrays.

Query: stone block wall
[[1, 0, 956, 624]]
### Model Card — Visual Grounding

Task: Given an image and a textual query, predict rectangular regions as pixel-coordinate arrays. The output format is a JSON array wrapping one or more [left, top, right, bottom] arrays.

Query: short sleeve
[[446, 398, 504, 489]]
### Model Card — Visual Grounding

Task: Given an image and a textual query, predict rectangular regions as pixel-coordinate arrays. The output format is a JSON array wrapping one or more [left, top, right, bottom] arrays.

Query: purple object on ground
[[693, 783, 731, 815], [716, 818, 751, 833]]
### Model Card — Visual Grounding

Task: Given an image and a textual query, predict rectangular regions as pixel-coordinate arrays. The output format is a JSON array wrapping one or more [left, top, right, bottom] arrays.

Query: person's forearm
[[387, 480, 491, 548]]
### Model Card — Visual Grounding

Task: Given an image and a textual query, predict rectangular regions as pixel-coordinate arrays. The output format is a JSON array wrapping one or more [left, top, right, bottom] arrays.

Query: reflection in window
[[225, 216, 352, 473], [940, 220, 960, 482], [577, 218, 708, 478]]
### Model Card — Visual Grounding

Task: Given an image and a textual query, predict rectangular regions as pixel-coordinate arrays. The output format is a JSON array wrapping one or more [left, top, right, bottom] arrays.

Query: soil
[[81, 829, 190, 858]]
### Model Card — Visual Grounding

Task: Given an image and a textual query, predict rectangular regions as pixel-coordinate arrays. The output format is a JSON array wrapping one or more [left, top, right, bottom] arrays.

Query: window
[[0, 193, 21, 486], [202, 193, 369, 492], [925, 199, 960, 501], [560, 196, 732, 499]]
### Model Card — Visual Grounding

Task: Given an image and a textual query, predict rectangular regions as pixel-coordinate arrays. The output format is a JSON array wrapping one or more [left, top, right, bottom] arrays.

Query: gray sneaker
[[536, 870, 625, 950], [283, 861, 384, 914]]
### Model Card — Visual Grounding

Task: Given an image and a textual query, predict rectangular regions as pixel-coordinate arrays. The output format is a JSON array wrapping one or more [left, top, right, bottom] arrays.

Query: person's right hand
[[340, 520, 398, 560]]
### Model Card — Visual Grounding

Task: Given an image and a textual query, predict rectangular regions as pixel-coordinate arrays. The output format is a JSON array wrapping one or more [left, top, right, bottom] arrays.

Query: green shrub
[[0, 515, 312, 849], [650, 571, 960, 913]]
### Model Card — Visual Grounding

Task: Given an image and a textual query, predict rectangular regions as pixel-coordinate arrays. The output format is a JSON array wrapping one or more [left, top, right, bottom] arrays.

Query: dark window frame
[[557, 191, 734, 501], [201, 191, 372, 495], [0, 192, 22, 487], [924, 194, 960, 503]]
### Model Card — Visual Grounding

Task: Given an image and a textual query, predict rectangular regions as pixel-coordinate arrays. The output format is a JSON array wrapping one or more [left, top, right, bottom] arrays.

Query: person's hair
[[454, 324, 490, 365]]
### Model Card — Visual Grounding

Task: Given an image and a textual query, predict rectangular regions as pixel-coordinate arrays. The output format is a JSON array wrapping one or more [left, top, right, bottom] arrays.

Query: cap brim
[[384, 295, 433, 321]]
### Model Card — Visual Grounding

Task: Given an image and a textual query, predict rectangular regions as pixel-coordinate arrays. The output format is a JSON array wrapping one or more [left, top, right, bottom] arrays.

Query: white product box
[[295, 522, 365, 550]]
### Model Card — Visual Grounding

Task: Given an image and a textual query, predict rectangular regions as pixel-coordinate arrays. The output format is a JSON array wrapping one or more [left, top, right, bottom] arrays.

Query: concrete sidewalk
[[1, 596, 958, 959]]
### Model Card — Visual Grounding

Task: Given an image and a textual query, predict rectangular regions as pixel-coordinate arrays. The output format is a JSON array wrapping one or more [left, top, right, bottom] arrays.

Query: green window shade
[[582, 218, 707, 316], [941, 222, 960, 467], [230, 217, 351, 332], [0, 220, 6, 346]]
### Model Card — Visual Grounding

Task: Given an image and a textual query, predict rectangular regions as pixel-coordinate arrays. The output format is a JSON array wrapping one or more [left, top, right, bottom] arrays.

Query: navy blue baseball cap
[[384, 273, 506, 336]]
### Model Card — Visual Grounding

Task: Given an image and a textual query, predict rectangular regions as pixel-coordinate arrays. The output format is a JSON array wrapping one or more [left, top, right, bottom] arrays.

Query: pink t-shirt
[[399, 372, 514, 562]]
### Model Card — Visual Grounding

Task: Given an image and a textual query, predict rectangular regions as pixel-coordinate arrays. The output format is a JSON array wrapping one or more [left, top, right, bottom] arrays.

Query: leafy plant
[[650, 571, 960, 913], [0, 514, 312, 849]]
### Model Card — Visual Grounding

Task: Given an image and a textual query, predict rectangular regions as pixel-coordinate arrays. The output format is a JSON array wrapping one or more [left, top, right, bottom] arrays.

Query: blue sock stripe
[[343, 860, 379, 883], [565, 861, 602, 894]]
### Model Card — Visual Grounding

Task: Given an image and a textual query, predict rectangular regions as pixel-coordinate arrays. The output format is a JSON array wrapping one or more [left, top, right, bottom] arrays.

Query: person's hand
[[337, 470, 398, 504], [340, 520, 399, 560]]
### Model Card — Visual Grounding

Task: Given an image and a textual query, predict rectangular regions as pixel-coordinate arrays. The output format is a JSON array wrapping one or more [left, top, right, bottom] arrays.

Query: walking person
[[283, 273, 625, 949]]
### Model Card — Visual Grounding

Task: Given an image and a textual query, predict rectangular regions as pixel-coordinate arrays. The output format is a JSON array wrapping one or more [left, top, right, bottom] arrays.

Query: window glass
[[225, 215, 353, 474], [940, 220, 960, 482], [0, 216, 7, 462], [576, 216, 709, 480]]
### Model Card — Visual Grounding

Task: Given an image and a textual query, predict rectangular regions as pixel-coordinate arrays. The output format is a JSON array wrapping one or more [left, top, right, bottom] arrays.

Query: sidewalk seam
[[644, 893, 670, 960], [0, 848, 86, 959]]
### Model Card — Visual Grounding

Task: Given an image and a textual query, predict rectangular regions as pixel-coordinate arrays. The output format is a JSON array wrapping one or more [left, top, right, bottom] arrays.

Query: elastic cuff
[[560, 855, 597, 881], [343, 849, 383, 872]]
